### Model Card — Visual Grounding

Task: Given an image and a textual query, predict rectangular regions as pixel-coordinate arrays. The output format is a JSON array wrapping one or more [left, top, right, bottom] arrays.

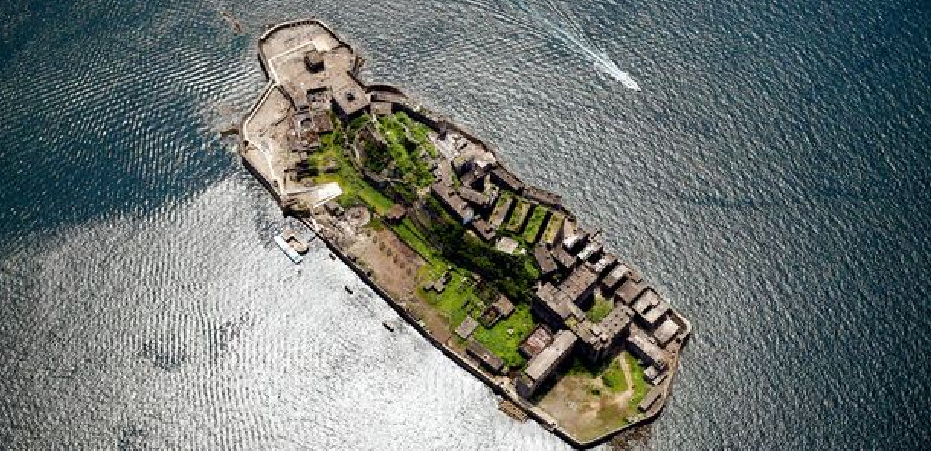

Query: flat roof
[[617, 279, 647, 305], [456, 316, 479, 339], [466, 341, 505, 372], [628, 327, 667, 364], [524, 329, 577, 381], [331, 73, 369, 116], [654, 317, 680, 346], [520, 325, 554, 357], [641, 300, 670, 326], [558, 264, 598, 302]]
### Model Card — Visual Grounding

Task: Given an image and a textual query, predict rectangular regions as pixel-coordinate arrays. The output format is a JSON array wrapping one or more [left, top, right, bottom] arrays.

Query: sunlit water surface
[[1, 0, 929, 449]]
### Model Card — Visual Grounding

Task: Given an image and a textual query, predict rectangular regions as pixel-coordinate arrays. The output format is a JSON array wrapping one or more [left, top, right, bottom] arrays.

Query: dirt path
[[611, 353, 634, 409]]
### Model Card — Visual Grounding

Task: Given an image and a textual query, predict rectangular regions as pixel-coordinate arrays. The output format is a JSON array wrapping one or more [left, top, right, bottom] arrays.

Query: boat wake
[[526, 0, 640, 90], [461, 0, 640, 90]]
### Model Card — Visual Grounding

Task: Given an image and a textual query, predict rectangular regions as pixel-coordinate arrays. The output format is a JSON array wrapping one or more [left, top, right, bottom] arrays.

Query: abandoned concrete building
[[467, 340, 505, 374], [516, 329, 577, 398]]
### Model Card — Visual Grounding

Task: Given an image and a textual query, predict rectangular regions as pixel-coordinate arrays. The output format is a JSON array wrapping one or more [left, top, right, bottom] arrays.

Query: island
[[239, 19, 692, 448]]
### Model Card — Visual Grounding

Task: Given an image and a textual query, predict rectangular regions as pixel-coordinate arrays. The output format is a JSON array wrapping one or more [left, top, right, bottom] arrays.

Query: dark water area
[[1, 0, 930, 449]]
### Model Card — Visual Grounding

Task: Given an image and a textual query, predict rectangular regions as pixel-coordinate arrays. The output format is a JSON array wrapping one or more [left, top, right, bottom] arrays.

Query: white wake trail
[[517, 0, 641, 90]]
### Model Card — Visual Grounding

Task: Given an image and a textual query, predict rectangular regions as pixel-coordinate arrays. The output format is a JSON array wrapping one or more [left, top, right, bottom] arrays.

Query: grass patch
[[489, 192, 514, 226], [310, 125, 395, 215], [315, 167, 393, 215], [541, 212, 565, 244], [433, 279, 467, 317], [601, 359, 627, 393], [348, 114, 372, 134], [429, 272, 480, 327], [566, 354, 609, 377], [392, 218, 441, 265], [505, 199, 531, 232], [522, 254, 541, 280], [586, 293, 614, 323], [472, 303, 536, 368], [358, 185, 394, 214], [396, 112, 438, 157], [626, 352, 649, 408], [522, 206, 548, 243]]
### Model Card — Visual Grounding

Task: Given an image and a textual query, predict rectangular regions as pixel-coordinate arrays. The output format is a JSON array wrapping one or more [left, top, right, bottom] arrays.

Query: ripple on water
[[0, 177, 570, 449], [1, 0, 930, 449]]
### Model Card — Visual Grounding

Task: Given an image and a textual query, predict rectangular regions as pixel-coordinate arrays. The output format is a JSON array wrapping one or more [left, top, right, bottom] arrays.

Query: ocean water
[[1, 0, 930, 449]]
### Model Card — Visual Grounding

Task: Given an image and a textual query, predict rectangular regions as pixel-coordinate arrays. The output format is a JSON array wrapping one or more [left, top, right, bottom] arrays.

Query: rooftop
[[533, 244, 558, 275], [558, 264, 599, 303], [466, 340, 505, 374], [654, 317, 680, 346], [520, 325, 554, 357], [524, 329, 577, 381]]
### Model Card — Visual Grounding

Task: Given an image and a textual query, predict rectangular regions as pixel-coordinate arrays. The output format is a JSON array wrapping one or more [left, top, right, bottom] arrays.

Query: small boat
[[382, 320, 396, 332], [329, 253, 336, 260], [274, 235, 303, 264], [344, 286, 354, 295], [617, 71, 641, 92]]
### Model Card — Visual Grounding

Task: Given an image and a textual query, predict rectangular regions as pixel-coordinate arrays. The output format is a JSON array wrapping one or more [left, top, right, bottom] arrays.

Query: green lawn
[[471, 303, 536, 368], [396, 112, 438, 157], [313, 165, 394, 215], [522, 206, 549, 243], [541, 212, 564, 244], [586, 294, 614, 323], [522, 254, 541, 281], [490, 192, 513, 225], [309, 123, 396, 215]]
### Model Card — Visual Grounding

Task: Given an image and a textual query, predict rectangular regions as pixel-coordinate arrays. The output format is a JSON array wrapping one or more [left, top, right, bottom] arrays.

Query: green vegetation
[[626, 352, 650, 407], [425, 272, 481, 328], [541, 212, 565, 244], [348, 114, 371, 133], [359, 134, 392, 174], [319, 111, 436, 210], [309, 122, 395, 215], [566, 354, 610, 377], [505, 199, 531, 232], [314, 112, 545, 368], [396, 111, 438, 157], [586, 293, 614, 323], [313, 161, 394, 215], [391, 218, 441, 266], [375, 113, 434, 188], [522, 206, 548, 243], [601, 359, 627, 392], [422, 195, 540, 303], [472, 304, 535, 368], [566, 353, 629, 394], [490, 191, 513, 223]]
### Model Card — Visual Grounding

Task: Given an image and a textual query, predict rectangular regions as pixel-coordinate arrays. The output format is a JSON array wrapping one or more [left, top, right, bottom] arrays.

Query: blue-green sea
[[1, 0, 929, 449]]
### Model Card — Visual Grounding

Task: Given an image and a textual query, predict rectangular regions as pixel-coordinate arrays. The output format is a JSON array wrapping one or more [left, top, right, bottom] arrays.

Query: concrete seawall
[[299, 214, 680, 449]]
